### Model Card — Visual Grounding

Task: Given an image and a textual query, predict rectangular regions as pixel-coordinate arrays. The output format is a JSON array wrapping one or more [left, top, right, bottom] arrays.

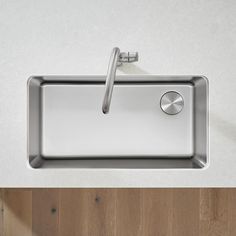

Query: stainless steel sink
[[28, 75, 208, 169]]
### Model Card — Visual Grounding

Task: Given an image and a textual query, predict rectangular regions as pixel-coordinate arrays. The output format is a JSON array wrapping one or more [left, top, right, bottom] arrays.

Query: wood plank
[[87, 189, 116, 236], [116, 189, 142, 236], [1, 188, 236, 236], [199, 188, 213, 236], [58, 189, 88, 236], [142, 189, 172, 236], [0, 189, 4, 236], [200, 188, 229, 236], [32, 189, 59, 236], [3, 189, 32, 236], [228, 188, 236, 236], [172, 189, 200, 236]]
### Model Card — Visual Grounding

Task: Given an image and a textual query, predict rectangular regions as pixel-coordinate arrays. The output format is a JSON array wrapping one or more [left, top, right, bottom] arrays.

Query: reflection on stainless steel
[[160, 91, 184, 115], [28, 75, 208, 169], [102, 47, 138, 114]]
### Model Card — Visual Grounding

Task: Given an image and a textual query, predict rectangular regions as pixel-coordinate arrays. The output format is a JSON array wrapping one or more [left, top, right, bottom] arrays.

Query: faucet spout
[[102, 47, 138, 114], [102, 47, 120, 114]]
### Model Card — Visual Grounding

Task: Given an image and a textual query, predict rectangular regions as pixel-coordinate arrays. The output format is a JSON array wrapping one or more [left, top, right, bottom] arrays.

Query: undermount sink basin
[[28, 75, 208, 169]]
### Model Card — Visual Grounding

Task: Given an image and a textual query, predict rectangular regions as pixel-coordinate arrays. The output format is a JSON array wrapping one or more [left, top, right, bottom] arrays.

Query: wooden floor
[[0, 189, 236, 236]]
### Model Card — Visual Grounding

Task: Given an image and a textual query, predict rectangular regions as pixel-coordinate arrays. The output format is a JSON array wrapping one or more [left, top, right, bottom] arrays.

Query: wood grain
[[200, 189, 229, 236], [142, 189, 173, 236], [32, 189, 59, 236], [116, 189, 142, 236], [172, 189, 200, 236], [59, 189, 88, 236], [3, 189, 32, 236], [0, 188, 235, 236], [86, 189, 116, 236], [0, 190, 3, 236], [228, 189, 236, 236]]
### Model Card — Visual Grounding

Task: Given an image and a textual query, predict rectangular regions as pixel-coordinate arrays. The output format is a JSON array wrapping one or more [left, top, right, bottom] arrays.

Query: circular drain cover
[[160, 91, 184, 115]]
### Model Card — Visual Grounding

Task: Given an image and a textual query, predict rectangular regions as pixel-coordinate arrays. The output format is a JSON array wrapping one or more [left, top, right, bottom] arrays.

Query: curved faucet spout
[[102, 47, 138, 114], [102, 47, 120, 114]]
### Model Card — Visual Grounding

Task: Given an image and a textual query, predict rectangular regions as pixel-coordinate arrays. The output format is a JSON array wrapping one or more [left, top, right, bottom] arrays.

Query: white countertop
[[0, 0, 236, 187]]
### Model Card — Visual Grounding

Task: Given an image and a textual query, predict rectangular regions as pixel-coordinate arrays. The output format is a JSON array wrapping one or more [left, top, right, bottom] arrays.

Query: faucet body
[[102, 47, 138, 114], [102, 47, 121, 114]]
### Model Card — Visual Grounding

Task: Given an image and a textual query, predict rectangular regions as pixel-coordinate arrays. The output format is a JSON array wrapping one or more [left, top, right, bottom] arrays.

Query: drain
[[160, 91, 184, 115]]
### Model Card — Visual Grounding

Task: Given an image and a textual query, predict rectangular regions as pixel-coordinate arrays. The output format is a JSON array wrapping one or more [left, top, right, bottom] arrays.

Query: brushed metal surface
[[160, 91, 184, 115], [28, 76, 208, 169]]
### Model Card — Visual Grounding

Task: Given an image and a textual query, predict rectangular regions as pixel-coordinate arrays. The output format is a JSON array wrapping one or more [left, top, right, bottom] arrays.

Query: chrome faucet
[[102, 47, 138, 114]]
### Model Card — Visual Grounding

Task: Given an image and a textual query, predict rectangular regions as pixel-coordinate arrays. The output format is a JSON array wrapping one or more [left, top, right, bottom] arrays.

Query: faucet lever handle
[[119, 52, 139, 63]]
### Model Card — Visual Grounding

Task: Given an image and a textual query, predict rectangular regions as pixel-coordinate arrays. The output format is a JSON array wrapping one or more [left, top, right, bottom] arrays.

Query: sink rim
[[27, 75, 209, 169]]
